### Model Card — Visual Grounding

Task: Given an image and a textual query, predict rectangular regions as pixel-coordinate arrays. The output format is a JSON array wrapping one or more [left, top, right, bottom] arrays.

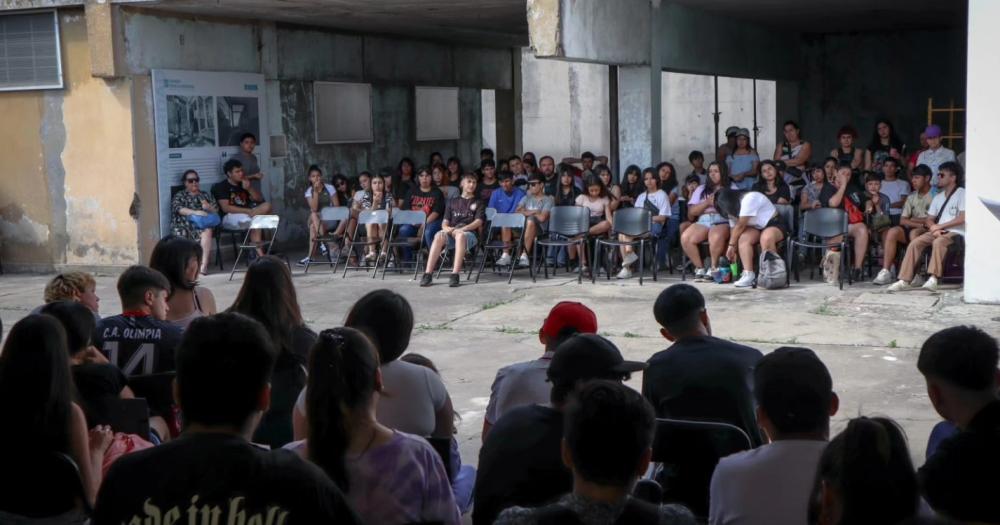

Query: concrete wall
[[0, 10, 138, 271], [796, 29, 967, 157]]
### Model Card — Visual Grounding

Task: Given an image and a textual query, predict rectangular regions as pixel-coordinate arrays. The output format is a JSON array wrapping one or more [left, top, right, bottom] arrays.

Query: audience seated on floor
[[31, 270, 102, 321], [643, 284, 764, 445], [149, 235, 217, 331], [92, 313, 359, 524], [495, 381, 695, 525], [916, 325, 1000, 523], [483, 301, 598, 440], [473, 333, 646, 525], [709, 347, 838, 525]]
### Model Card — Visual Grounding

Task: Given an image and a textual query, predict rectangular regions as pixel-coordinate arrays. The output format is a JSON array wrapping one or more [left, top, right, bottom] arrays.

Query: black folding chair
[[342, 209, 390, 278], [533, 206, 590, 284], [593, 208, 657, 285], [476, 212, 533, 284], [380, 209, 427, 280], [0, 450, 90, 518], [786, 208, 849, 289], [650, 418, 754, 520], [303, 206, 350, 274]]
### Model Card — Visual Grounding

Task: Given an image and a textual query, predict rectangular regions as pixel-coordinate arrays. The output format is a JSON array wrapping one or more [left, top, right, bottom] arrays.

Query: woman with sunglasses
[[170, 169, 220, 275]]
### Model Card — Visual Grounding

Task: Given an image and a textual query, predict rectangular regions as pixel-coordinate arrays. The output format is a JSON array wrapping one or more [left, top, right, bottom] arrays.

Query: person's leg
[[307, 213, 320, 259], [521, 219, 537, 257], [681, 224, 709, 269], [927, 233, 957, 278], [364, 224, 378, 258], [897, 232, 933, 282], [398, 223, 417, 262], [250, 229, 264, 256], [882, 227, 903, 270], [589, 220, 611, 236], [848, 223, 869, 269], [760, 226, 784, 253], [198, 228, 214, 274], [501, 227, 512, 258], [737, 228, 762, 272], [424, 231, 447, 274], [422, 220, 442, 253], [707, 224, 730, 268], [452, 232, 468, 273], [658, 219, 678, 267]]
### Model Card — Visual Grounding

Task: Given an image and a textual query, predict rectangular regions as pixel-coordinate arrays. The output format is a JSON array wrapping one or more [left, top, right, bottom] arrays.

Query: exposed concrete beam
[[528, 0, 651, 65], [84, 0, 124, 78]]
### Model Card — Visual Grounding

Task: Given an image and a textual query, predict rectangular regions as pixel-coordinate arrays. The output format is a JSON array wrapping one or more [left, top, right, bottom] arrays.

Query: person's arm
[[827, 173, 850, 208], [725, 216, 752, 261], [69, 402, 111, 505], [932, 211, 965, 233], [432, 394, 455, 439], [441, 218, 454, 234], [560, 156, 582, 167], [864, 149, 874, 171], [172, 193, 197, 217], [603, 203, 613, 223], [596, 155, 609, 165], [787, 142, 812, 167], [750, 159, 760, 177], [306, 187, 321, 213], [460, 217, 483, 232], [537, 199, 552, 223], [851, 149, 864, 170], [800, 188, 813, 211]]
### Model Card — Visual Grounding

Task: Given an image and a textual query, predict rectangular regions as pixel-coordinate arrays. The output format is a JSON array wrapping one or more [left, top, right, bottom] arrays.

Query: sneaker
[[693, 267, 707, 281], [517, 254, 530, 268], [496, 253, 512, 266], [872, 268, 894, 285], [910, 274, 927, 288], [419, 273, 433, 287], [851, 268, 864, 282], [921, 276, 939, 291], [734, 271, 756, 288], [319, 243, 329, 256], [448, 273, 461, 287], [886, 279, 911, 293], [364, 252, 376, 263], [616, 267, 632, 279], [622, 252, 638, 267], [297, 256, 312, 266]]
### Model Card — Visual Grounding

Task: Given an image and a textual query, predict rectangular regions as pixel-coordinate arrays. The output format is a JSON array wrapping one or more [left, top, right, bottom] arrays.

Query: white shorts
[[222, 213, 252, 230]]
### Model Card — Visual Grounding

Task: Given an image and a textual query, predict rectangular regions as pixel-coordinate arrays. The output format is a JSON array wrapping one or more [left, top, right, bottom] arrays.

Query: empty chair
[[592, 208, 657, 285], [533, 206, 590, 284], [342, 209, 390, 278], [380, 209, 427, 280], [228, 215, 280, 281], [303, 206, 351, 275], [475, 212, 532, 284], [786, 208, 850, 289]]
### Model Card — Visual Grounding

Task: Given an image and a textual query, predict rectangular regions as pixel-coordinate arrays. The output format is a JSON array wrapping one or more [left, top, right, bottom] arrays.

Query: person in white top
[[915, 124, 956, 188], [710, 347, 839, 525], [618, 169, 670, 279], [716, 189, 787, 288], [878, 157, 910, 222], [301, 165, 338, 265], [888, 161, 965, 292]]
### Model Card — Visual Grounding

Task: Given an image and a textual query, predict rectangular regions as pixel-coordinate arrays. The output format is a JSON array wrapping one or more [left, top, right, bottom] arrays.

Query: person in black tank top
[[831, 125, 863, 170]]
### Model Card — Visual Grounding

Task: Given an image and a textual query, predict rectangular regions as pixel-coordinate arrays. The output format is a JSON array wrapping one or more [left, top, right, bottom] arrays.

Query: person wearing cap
[[481, 301, 597, 441], [709, 347, 839, 525], [725, 128, 760, 191], [514, 173, 555, 268], [472, 334, 646, 525], [488, 171, 528, 267], [915, 124, 956, 189], [717, 126, 741, 165], [643, 284, 764, 445]]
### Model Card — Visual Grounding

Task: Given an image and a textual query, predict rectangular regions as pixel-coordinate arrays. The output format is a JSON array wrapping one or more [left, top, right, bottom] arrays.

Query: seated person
[[420, 174, 486, 287], [301, 164, 339, 265], [862, 172, 892, 262], [819, 164, 869, 282], [149, 235, 218, 331], [643, 284, 764, 445], [916, 326, 1000, 523], [211, 158, 273, 257], [879, 157, 910, 225], [715, 188, 788, 288], [399, 166, 446, 261], [478, 159, 500, 202], [596, 165, 622, 211], [570, 176, 613, 272], [751, 160, 792, 204], [618, 167, 670, 279], [514, 173, 554, 268], [681, 162, 735, 281], [710, 347, 839, 525], [473, 334, 646, 525], [32, 270, 101, 321], [352, 173, 395, 263], [799, 164, 829, 212], [496, 381, 694, 525], [488, 171, 528, 266], [873, 165, 933, 285], [678, 174, 702, 234], [482, 301, 598, 440], [92, 313, 359, 524], [888, 161, 965, 292], [287, 329, 460, 525], [170, 169, 219, 274]]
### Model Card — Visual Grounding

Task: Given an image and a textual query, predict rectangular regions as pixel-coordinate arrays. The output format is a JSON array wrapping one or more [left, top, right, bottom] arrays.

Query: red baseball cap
[[541, 301, 597, 339]]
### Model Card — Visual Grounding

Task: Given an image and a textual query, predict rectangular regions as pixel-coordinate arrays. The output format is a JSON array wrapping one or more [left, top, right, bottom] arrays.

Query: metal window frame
[[0, 9, 64, 92]]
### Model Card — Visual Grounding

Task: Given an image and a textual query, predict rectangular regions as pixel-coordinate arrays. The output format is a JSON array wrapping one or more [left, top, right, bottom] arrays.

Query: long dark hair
[[0, 315, 73, 454], [306, 327, 379, 492], [331, 173, 351, 204], [867, 118, 904, 153], [704, 161, 731, 196], [656, 162, 678, 193], [753, 160, 789, 194], [583, 175, 608, 199], [715, 188, 746, 220], [227, 255, 305, 357], [150, 234, 202, 292], [622, 165, 644, 199]]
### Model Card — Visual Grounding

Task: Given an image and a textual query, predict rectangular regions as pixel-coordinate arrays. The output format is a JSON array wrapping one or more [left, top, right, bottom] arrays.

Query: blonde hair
[[43, 272, 96, 303]]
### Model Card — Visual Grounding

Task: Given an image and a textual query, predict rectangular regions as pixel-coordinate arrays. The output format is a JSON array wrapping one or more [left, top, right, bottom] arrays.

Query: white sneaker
[[734, 271, 756, 288], [496, 253, 512, 266], [616, 267, 632, 279], [886, 280, 911, 292], [910, 274, 926, 288], [922, 276, 939, 291], [622, 252, 638, 267], [872, 268, 894, 285], [297, 256, 312, 266], [517, 254, 530, 268], [694, 267, 706, 279]]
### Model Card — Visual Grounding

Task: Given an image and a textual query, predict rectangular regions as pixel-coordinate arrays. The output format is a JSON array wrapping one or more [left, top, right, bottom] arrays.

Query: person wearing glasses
[[514, 173, 554, 268], [170, 169, 220, 275]]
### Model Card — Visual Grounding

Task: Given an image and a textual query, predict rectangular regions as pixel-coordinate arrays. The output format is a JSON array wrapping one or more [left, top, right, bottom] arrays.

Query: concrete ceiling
[[669, 0, 966, 33], [132, 0, 529, 47]]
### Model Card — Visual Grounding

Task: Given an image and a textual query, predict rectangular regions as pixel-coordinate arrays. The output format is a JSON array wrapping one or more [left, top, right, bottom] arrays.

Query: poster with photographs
[[216, 96, 261, 147], [166, 95, 216, 148]]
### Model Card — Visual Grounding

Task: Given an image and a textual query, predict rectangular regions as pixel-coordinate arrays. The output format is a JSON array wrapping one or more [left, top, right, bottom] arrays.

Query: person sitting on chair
[[211, 158, 273, 258], [514, 173, 554, 269], [488, 171, 527, 267], [170, 169, 220, 274], [420, 174, 485, 288], [617, 167, 670, 279], [715, 188, 788, 288], [300, 164, 338, 266]]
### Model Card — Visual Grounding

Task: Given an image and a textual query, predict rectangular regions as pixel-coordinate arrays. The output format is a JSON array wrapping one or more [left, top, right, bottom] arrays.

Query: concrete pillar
[[85, 0, 123, 78], [616, 2, 661, 170], [964, 0, 1000, 304]]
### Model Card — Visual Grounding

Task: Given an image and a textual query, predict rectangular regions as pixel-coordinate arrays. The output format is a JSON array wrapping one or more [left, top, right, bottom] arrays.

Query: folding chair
[[379, 209, 427, 280], [0, 450, 91, 519], [475, 212, 532, 284], [593, 208, 657, 285], [786, 208, 849, 289], [440, 186, 460, 199], [533, 206, 590, 284], [650, 418, 754, 520], [303, 206, 351, 275], [342, 209, 389, 278], [228, 215, 280, 281]]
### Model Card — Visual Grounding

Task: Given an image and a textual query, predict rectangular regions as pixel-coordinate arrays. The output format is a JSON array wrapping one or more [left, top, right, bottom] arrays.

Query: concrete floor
[[3, 264, 999, 470]]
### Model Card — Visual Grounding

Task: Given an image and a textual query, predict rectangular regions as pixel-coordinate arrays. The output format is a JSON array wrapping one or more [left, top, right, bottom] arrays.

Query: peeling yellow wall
[[0, 92, 52, 265]]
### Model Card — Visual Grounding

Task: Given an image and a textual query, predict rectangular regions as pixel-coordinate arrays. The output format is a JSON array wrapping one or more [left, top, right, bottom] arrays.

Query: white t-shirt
[[484, 353, 553, 425], [928, 186, 966, 237], [728, 191, 776, 230], [304, 183, 336, 200], [879, 179, 910, 216], [634, 189, 670, 217], [916, 146, 957, 186], [709, 440, 827, 525]]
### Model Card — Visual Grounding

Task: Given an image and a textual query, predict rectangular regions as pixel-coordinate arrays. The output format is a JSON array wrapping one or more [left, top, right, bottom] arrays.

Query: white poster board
[[151, 70, 269, 236]]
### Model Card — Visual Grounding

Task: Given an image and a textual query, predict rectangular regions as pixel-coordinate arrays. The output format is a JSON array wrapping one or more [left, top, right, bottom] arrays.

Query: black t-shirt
[[444, 196, 486, 229], [919, 400, 1000, 523], [473, 404, 570, 525], [94, 314, 182, 377], [92, 433, 360, 525], [72, 363, 128, 427], [754, 183, 792, 205], [403, 186, 446, 219], [478, 180, 500, 203], [254, 326, 314, 448], [543, 175, 560, 197], [642, 335, 764, 446], [211, 179, 263, 213], [555, 186, 582, 207], [818, 183, 865, 210]]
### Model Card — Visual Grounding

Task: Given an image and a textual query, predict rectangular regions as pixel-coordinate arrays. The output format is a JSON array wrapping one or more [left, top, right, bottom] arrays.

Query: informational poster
[[151, 70, 269, 236]]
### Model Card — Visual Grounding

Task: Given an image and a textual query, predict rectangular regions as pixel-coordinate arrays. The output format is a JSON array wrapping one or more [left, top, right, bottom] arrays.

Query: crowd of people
[[172, 121, 964, 290], [2, 238, 996, 524]]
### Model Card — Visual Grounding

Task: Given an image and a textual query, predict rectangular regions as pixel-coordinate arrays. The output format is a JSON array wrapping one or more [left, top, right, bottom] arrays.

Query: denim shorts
[[447, 231, 478, 253]]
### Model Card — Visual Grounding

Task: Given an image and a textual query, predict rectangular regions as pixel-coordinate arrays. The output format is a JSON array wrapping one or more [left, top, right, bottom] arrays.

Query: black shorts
[[589, 216, 605, 227], [762, 214, 789, 240]]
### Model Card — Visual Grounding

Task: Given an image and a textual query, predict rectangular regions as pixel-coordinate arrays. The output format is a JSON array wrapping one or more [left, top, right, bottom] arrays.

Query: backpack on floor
[[758, 250, 788, 289]]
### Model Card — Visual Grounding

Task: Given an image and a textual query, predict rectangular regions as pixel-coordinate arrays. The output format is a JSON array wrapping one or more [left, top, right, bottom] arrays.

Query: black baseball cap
[[548, 334, 647, 387]]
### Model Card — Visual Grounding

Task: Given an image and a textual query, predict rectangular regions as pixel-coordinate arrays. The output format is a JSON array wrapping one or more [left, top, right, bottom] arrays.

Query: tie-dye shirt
[[287, 431, 461, 525]]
